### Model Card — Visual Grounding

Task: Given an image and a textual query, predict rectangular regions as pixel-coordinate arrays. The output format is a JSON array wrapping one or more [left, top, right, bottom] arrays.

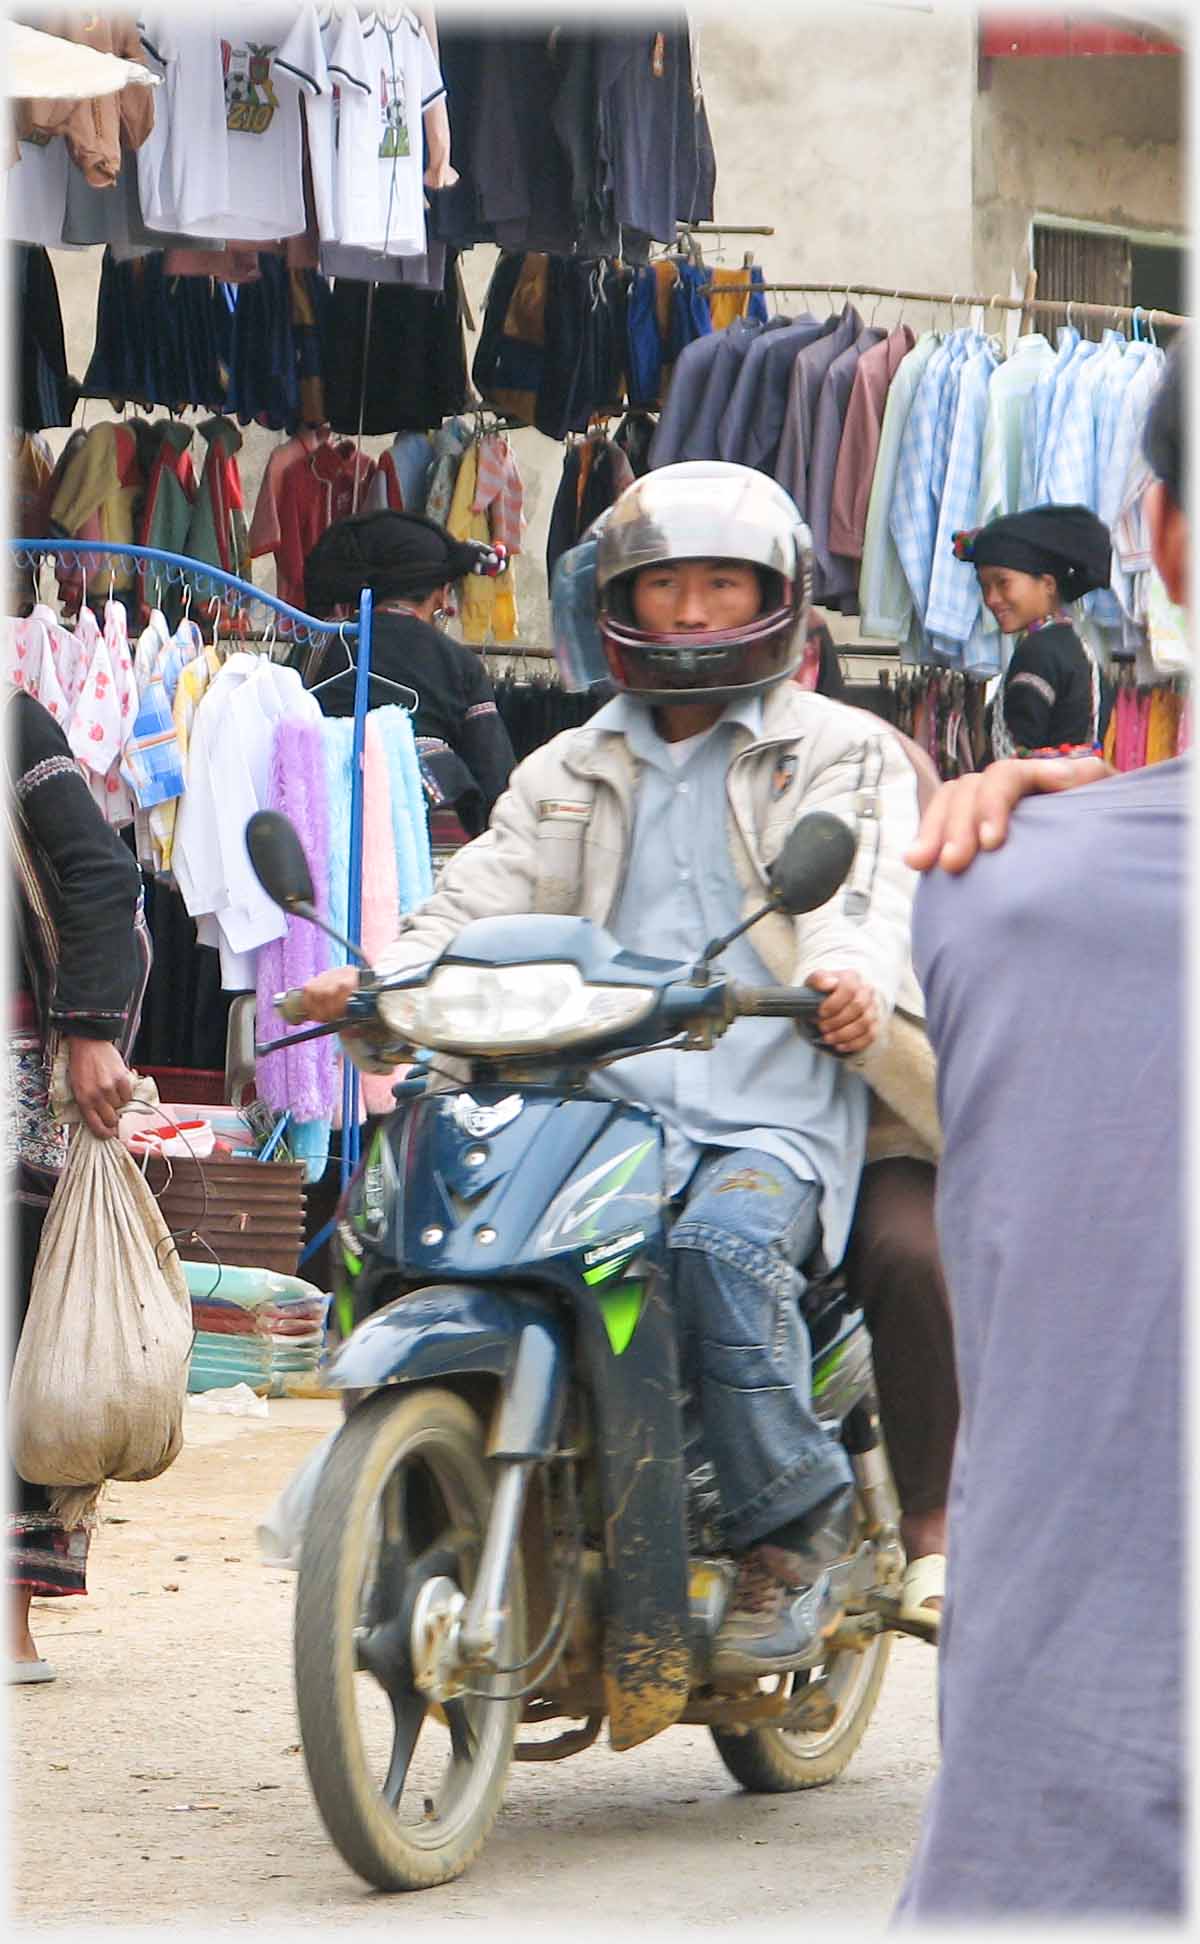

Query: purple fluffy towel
[[255, 716, 338, 1120]]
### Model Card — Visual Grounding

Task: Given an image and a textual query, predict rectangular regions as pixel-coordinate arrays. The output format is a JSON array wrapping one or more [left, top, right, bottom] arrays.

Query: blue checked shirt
[[926, 340, 999, 654], [1101, 345, 1166, 529], [1032, 334, 1101, 503], [1018, 326, 1080, 509], [859, 331, 940, 640], [888, 331, 971, 624], [121, 668, 185, 809], [1095, 341, 1155, 510], [1040, 330, 1124, 510]]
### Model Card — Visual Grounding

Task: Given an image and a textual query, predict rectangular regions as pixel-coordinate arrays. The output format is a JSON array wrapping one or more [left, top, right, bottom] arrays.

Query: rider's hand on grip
[[275, 988, 310, 1025]]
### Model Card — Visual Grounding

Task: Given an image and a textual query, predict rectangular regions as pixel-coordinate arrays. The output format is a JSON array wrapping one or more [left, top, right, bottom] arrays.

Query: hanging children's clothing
[[335, 8, 446, 260], [248, 426, 331, 596], [274, 441, 397, 611], [707, 265, 769, 332], [322, 256, 470, 437], [173, 655, 319, 987], [446, 443, 519, 646], [135, 9, 327, 242], [545, 435, 636, 582]]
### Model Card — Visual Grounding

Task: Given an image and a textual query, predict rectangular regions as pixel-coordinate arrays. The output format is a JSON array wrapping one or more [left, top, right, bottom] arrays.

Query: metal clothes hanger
[[308, 621, 419, 714]]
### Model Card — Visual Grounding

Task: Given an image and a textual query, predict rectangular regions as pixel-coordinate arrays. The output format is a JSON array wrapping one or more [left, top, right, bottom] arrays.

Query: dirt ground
[[10, 1401, 940, 1931]]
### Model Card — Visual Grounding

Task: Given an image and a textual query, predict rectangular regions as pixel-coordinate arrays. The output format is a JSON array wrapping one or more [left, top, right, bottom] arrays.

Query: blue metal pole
[[341, 586, 374, 1190]]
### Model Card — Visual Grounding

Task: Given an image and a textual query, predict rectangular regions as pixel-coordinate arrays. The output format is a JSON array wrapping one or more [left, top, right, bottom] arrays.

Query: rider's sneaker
[[711, 1486, 856, 1678]]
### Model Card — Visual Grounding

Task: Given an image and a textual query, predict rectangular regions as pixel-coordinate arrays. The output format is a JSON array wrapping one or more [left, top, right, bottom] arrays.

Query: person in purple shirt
[[894, 336, 1187, 1920]]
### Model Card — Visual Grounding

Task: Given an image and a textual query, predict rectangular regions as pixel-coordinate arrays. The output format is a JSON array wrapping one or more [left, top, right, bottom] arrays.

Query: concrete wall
[[973, 50, 1187, 295]]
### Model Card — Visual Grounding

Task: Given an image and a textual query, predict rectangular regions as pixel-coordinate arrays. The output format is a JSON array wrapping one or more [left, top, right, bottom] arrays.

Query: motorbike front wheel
[[294, 1386, 525, 1891]]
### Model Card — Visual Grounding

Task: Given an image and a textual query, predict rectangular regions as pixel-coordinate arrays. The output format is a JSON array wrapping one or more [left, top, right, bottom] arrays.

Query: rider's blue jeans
[[669, 1147, 853, 1553]]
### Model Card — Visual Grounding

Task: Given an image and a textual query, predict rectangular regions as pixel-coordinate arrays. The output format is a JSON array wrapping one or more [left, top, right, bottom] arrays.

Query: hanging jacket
[[274, 441, 397, 614], [472, 252, 548, 426], [183, 418, 251, 582], [545, 438, 636, 583], [48, 420, 143, 592], [17, 14, 155, 189], [138, 421, 197, 610], [16, 247, 77, 433], [470, 434, 525, 554], [447, 444, 518, 646]]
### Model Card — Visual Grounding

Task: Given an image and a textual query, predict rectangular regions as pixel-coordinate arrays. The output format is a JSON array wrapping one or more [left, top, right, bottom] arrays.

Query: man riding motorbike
[[298, 462, 934, 1673]]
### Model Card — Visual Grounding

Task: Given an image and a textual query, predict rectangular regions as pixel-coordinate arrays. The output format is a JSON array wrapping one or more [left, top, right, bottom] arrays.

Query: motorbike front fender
[[323, 1282, 567, 1459]]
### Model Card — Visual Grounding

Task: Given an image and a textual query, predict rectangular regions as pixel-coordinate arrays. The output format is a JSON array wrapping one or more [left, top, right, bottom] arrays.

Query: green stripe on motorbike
[[582, 1252, 635, 1287], [812, 1343, 844, 1396], [336, 1290, 355, 1339], [580, 1139, 656, 1239], [598, 1281, 645, 1356]]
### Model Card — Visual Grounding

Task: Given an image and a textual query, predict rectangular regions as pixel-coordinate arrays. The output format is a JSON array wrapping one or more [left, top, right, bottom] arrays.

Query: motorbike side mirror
[[694, 810, 857, 975], [245, 810, 317, 910], [244, 810, 371, 969], [767, 812, 857, 916]]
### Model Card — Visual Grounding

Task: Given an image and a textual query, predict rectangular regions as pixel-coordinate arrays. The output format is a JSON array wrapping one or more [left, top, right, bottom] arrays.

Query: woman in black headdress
[[303, 510, 516, 835], [953, 503, 1115, 761]]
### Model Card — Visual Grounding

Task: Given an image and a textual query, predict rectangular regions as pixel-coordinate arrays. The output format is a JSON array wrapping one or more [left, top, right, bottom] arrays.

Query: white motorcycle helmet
[[592, 462, 814, 707]]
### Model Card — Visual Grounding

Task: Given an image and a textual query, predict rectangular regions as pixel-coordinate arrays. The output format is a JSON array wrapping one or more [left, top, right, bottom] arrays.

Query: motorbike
[[247, 806, 920, 1894]]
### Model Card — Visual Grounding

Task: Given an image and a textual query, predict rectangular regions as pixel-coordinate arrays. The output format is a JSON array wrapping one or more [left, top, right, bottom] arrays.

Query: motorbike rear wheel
[[710, 1629, 892, 1791], [294, 1386, 524, 1891]]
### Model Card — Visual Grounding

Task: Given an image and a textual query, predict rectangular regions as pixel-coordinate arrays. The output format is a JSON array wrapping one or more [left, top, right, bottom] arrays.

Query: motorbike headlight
[[375, 963, 657, 1056]]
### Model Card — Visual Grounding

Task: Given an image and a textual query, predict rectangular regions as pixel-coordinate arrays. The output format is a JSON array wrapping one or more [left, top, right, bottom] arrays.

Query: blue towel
[[373, 704, 434, 910]]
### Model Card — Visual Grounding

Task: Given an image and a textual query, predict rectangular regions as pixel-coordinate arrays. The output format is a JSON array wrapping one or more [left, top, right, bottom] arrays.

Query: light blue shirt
[[1018, 325, 1080, 510], [587, 692, 869, 1264], [926, 340, 999, 654], [859, 330, 940, 641], [889, 330, 971, 623]]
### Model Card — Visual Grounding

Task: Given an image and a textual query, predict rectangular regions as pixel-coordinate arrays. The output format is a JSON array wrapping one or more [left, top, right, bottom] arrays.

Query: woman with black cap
[[953, 503, 1115, 762], [303, 510, 516, 835]]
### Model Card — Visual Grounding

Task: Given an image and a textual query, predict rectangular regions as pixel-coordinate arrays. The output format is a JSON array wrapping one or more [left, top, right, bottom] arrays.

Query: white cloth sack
[[9, 1115, 193, 1529]]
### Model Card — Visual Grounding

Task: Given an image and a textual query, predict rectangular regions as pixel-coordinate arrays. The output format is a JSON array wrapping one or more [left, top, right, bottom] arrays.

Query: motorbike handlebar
[[731, 983, 824, 1019], [274, 988, 310, 1026]]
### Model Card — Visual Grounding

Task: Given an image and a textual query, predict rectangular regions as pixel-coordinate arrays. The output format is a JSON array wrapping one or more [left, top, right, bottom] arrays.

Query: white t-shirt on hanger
[[4, 137, 69, 247], [136, 7, 327, 241], [305, 4, 372, 242], [337, 8, 444, 258]]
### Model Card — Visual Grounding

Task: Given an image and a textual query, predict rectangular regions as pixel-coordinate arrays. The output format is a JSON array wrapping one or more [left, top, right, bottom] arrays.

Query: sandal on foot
[[899, 1554, 945, 1641], [8, 1658, 56, 1685]]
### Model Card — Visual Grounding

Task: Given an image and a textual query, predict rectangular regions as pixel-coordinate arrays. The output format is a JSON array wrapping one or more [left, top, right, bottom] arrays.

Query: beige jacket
[[16, 15, 154, 189], [380, 685, 941, 1162]]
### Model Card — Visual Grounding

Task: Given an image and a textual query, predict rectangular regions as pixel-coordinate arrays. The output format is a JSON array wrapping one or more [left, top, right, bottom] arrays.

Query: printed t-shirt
[[304, 4, 371, 242], [337, 9, 444, 256], [137, 8, 327, 241]]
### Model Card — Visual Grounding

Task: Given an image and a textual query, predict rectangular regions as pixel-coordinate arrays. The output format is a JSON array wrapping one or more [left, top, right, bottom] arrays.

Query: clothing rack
[[483, 643, 554, 660], [676, 222, 777, 237], [6, 537, 377, 1259], [698, 278, 1186, 329]]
